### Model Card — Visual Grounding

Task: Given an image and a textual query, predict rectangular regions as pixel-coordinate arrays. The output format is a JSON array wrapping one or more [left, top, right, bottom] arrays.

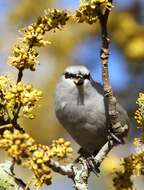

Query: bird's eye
[[64, 72, 70, 79], [83, 73, 90, 80], [64, 72, 74, 79]]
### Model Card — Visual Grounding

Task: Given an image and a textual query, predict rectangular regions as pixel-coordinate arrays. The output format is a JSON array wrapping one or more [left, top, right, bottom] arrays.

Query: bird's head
[[63, 65, 91, 86]]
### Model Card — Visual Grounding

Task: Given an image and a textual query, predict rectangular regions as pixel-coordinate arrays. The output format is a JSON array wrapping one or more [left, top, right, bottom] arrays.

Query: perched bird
[[54, 65, 129, 155]]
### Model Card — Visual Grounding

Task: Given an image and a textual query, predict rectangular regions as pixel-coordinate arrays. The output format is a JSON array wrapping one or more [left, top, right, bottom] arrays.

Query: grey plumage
[[54, 65, 129, 154]]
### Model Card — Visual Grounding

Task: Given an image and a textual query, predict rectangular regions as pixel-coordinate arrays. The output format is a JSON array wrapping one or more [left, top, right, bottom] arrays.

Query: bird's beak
[[73, 75, 84, 86]]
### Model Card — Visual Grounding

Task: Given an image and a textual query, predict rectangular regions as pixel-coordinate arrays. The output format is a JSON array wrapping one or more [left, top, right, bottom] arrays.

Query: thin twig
[[17, 69, 23, 84], [12, 103, 22, 125], [12, 68, 23, 129]]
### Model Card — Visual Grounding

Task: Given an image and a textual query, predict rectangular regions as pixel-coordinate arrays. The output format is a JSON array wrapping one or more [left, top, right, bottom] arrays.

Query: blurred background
[[0, 0, 144, 189]]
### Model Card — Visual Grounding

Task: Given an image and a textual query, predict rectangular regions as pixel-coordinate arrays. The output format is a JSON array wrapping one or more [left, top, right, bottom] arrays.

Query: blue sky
[[0, 1, 9, 24], [72, 37, 131, 91], [57, 0, 134, 10]]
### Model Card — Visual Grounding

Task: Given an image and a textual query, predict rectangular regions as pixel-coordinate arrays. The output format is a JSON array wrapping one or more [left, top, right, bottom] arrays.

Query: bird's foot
[[108, 130, 123, 144], [111, 122, 129, 137], [74, 155, 100, 175], [76, 148, 100, 174], [85, 156, 100, 175], [108, 122, 129, 144]]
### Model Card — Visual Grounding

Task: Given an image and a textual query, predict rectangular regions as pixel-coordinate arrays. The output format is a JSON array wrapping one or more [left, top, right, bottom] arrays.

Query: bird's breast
[[54, 81, 107, 152]]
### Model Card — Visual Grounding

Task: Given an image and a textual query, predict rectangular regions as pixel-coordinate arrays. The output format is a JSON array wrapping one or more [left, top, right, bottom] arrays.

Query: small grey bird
[[54, 65, 129, 154]]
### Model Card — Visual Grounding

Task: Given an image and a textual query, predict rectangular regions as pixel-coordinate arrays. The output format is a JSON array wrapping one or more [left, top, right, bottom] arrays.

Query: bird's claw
[[111, 122, 129, 137], [86, 156, 100, 175], [108, 129, 124, 145]]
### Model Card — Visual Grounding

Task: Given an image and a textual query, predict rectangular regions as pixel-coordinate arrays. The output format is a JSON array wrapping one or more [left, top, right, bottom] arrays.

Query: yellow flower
[[76, 0, 113, 24], [135, 93, 144, 128], [8, 44, 39, 71]]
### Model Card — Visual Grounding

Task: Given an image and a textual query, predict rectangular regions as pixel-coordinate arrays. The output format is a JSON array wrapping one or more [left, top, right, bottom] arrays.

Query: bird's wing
[[91, 78, 130, 128], [90, 79, 104, 96]]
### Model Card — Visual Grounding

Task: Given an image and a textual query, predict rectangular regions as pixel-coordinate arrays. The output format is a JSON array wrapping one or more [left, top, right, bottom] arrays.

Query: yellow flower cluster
[[113, 152, 144, 190], [23, 24, 51, 48], [44, 9, 69, 30], [50, 138, 73, 159], [135, 93, 144, 128], [23, 9, 69, 47], [27, 144, 52, 187], [26, 139, 72, 187], [0, 75, 42, 122], [8, 45, 39, 71], [0, 76, 11, 122], [9, 9, 69, 71], [75, 0, 113, 24], [0, 129, 72, 188], [0, 75, 11, 90], [113, 157, 133, 190], [0, 129, 35, 161], [4, 81, 42, 119]]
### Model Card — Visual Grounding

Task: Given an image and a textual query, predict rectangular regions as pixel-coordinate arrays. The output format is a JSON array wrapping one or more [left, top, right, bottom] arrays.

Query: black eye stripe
[[83, 74, 90, 79], [64, 72, 90, 80], [64, 72, 75, 79]]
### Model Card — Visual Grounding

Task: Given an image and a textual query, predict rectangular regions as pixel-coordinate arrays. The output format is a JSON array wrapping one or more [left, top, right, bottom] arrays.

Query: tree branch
[[17, 69, 23, 84], [48, 139, 117, 190], [49, 160, 73, 177], [99, 0, 122, 136]]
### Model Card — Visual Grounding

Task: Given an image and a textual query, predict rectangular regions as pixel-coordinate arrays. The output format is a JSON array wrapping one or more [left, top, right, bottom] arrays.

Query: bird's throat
[[77, 86, 84, 105]]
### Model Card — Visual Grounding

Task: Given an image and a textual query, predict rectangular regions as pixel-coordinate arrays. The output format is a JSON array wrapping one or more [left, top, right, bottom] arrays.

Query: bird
[[54, 65, 129, 155]]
